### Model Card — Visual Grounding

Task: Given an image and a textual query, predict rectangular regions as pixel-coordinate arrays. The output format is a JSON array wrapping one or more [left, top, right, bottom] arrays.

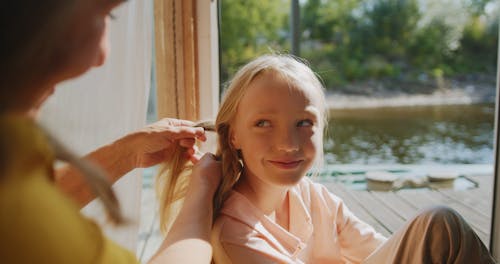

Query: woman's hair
[[156, 54, 327, 233], [0, 1, 77, 111], [43, 128, 125, 224], [0, 1, 125, 224]]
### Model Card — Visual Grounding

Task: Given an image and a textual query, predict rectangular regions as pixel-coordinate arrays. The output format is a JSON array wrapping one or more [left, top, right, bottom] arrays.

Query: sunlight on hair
[[155, 121, 216, 234]]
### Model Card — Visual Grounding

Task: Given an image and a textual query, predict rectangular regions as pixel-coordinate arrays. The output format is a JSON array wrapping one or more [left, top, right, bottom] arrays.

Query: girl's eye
[[297, 119, 313, 127], [256, 120, 271, 127], [108, 12, 117, 20]]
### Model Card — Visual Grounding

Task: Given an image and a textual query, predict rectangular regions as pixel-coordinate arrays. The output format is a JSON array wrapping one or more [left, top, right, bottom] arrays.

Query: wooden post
[[490, 23, 500, 260], [154, 0, 199, 120], [290, 0, 300, 56]]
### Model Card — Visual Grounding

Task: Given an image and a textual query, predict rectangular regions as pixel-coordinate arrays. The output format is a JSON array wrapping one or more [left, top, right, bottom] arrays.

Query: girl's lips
[[268, 160, 303, 169]]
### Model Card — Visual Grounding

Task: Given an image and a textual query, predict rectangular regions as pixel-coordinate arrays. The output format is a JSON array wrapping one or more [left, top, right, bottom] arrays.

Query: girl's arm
[[148, 153, 221, 264]]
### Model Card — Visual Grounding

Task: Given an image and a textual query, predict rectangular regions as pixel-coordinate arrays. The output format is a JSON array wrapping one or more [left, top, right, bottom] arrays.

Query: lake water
[[324, 104, 495, 164]]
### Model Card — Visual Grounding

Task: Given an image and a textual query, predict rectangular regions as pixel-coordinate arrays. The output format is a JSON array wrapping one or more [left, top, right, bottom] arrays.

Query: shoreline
[[326, 85, 496, 110]]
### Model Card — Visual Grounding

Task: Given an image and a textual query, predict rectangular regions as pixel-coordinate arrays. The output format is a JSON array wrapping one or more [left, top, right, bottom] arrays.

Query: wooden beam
[[154, 0, 199, 120]]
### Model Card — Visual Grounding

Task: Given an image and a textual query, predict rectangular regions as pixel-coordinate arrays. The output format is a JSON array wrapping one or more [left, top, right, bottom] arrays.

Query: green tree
[[356, 0, 420, 61], [408, 19, 453, 71], [220, 0, 498, 93], [219, 0, 288, 85], [301, 0, 361, 43], [463, 0, 494, 15], [301, 0, 362, 87], [453, 15, 498, 73]]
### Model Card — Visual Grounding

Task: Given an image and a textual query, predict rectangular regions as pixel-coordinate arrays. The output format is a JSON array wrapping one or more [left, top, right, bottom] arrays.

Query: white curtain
[[39, 0, 153, 252]]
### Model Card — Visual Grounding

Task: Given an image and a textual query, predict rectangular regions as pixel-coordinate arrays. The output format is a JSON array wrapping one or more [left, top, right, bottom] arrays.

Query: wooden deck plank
[[425, 191, 490, 236], [438, 189, 492, 214], [353, 191, 407, 232], [430, 176, 493, 233], [436, 174, 493, 216], [395, 188, 490, 245], [370, 191, 419, 221], [395, 189, 445, 209], [467, 175, 494, 190], [426, 183, 492, 246], [323, 182, 392, 236], [437, 189, 492, 218]]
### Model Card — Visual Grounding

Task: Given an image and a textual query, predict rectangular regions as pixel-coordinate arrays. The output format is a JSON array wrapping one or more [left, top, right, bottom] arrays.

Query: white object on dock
[[365, 171, 399, 182], [427, 171, 459, 182], [365, 171, 399, 191]]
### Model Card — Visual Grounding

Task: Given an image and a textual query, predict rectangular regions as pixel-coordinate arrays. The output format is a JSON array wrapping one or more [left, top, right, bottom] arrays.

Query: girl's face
[[231, 72, 323, 188]]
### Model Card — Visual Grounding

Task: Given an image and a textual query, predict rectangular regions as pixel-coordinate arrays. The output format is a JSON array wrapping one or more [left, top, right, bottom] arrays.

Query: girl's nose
[[275, 127, 299, 153]]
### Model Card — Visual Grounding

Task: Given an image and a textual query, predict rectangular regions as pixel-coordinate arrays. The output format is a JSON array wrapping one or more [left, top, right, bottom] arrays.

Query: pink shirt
[[211, 178, 387, 264]]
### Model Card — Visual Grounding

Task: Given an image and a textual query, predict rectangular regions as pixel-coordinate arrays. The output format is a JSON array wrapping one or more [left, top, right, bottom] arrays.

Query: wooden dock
[[136, 174, 494, 262]]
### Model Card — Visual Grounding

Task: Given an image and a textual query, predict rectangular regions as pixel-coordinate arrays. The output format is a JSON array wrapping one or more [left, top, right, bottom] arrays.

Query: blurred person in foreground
[[0, 1, 221, 263]]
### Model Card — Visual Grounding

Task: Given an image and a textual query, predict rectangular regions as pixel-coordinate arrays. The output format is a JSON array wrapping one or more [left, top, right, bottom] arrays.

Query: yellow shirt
[[0, 115, 138, 264]]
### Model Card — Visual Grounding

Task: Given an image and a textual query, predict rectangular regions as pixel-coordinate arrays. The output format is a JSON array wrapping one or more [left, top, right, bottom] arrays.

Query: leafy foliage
[[219, 0, 288, 85], [219, 0, 498, 91]]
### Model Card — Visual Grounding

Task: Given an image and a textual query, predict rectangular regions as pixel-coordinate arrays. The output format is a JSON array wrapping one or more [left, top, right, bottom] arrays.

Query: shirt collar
[[220, 185, 313, 257]]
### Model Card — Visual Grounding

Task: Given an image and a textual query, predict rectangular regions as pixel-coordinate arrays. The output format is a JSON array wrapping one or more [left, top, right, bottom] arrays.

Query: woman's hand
[[149, 152, 222, 264], [118, 118, 206, 168], [188, 153, 222, 195], [55, 118, 211, 207]]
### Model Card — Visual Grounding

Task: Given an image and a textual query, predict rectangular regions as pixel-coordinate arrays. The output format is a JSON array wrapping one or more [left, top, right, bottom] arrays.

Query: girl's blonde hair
[[156, 54, 327, 234]]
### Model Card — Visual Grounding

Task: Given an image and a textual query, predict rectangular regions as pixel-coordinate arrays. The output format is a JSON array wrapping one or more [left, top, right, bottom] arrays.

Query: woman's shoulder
[[0, 163, 137, 263], [0, 115, 54, 181]]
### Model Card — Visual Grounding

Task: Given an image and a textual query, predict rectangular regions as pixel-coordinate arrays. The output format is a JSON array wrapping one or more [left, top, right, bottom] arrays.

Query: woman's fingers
[[179, 138, 196, 148], [187, 149, 204, 164], [167, 126, 206, 142]]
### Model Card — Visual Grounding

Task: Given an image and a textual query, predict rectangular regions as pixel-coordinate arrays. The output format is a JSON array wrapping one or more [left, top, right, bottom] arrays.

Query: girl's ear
[[230, 129, 241, 149]]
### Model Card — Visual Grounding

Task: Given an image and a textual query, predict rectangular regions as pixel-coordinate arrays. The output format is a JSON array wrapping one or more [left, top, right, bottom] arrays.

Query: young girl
[[157, 55, 494, 263]]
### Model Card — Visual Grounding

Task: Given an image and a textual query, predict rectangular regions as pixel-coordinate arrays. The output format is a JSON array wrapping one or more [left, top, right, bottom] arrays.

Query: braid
[[213, 123, 242, 218]]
